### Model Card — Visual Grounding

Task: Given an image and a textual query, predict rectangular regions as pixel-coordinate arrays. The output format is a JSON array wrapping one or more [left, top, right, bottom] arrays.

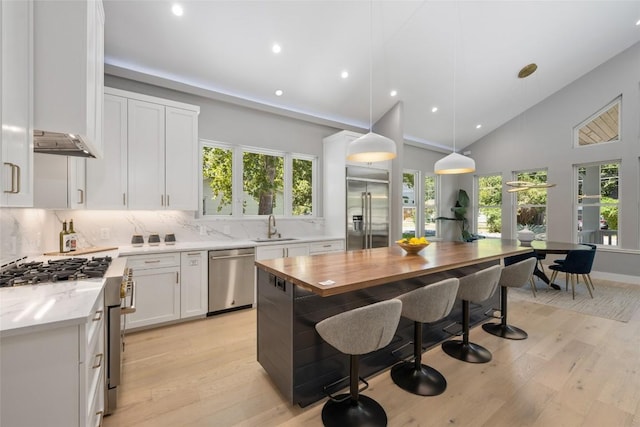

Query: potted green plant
[[436, 189, 479, 242]]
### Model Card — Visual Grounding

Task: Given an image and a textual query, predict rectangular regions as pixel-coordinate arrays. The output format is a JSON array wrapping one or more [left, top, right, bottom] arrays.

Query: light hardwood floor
[[104, 294, 640, 427]]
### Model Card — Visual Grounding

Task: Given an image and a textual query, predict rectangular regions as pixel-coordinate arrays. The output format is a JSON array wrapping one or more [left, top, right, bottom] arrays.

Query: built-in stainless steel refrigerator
[[346, 166, 389, 250]]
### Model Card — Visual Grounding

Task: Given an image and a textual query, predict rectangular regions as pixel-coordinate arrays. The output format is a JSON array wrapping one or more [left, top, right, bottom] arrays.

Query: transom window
[[574, 96, 621, 147], [576, 162, 619, 246], [201, 140, 316, 217]]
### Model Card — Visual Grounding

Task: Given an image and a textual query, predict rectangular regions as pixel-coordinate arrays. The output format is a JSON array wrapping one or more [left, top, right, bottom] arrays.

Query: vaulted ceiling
[[103, 1, 640, 152]]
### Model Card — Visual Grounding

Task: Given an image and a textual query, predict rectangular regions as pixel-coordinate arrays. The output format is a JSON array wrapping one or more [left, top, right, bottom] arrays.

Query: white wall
[[461, 42, 640, 277]]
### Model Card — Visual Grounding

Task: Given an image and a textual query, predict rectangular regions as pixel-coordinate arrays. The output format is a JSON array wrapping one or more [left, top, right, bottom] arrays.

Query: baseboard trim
[[590, 271, 640, 285]]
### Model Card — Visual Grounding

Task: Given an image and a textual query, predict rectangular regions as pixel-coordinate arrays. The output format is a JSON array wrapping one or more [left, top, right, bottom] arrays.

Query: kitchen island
[[255, 239, 531, 406]]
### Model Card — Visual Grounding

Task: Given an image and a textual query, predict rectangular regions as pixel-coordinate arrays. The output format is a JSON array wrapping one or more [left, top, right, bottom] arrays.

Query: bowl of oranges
[[396, 237, 430, 254]]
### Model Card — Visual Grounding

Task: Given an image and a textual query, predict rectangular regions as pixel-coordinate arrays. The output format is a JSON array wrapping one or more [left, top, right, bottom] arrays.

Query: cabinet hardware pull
[[144, 260, 161, 263], [3, 162, 13, 193], [187, 252, 199, 255], [78, 188, 84, 204], [122, 193, 126, 205], [161, 195, 164, 206], [14, 164, 20, 193], [96, 410, 104, 427], [92, 309, 103, 322], [176, 272, 179, 283], [167, 194, 170, 206], [92, 353, 103, 369], [323, 244, 331, 247]]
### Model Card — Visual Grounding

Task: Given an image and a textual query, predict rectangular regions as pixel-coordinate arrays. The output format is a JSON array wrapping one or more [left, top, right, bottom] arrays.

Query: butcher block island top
[[255, 239, 531, 297]]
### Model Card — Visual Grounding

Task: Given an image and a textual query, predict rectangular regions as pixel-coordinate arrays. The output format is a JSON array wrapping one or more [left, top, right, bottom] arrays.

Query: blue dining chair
[[548, 249, 596, 299]]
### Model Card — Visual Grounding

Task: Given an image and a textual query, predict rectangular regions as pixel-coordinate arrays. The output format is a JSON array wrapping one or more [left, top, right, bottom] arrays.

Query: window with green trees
[[402, 171, 418, 238], [515, 170, 548, 237], [424, 175, 437, 237], [201, 142, 315, 217], [477, 174, 502, 238], [576, 162, 619, 246]]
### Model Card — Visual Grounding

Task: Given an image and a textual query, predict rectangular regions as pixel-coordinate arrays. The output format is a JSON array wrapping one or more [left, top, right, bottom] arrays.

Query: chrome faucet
[[267, 214, 279, 239]]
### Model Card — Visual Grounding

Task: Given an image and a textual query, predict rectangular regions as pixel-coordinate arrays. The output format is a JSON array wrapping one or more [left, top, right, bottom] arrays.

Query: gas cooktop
[[0, 256, 113, 287]]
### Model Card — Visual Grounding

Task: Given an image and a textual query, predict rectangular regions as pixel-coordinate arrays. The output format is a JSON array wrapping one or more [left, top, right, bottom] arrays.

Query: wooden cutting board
[[43, 246, 118, 256]]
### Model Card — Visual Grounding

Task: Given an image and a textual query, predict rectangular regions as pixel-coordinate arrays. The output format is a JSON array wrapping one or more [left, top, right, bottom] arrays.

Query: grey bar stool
[[391, 278, 460, 396], [482, 257, 537, 340], [441, 265, 502, 364], [315, 299, 402, 427]]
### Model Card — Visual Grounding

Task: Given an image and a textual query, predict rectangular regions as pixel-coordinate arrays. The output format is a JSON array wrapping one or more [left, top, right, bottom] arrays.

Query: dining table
[[529, 240, 593, 289]]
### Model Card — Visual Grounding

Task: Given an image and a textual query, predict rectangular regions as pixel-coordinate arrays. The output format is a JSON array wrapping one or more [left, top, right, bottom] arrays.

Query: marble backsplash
[[0, 208, 325, 261]]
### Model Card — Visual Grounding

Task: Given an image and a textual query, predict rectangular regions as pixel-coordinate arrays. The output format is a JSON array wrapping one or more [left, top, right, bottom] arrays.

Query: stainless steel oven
[[103, 258, 135, 416]]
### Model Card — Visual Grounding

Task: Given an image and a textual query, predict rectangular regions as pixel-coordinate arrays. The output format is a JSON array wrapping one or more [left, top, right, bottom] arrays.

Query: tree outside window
[[477, 174, 502, 238], [515, 170, 548, 238], [424, 175, 437, 238], [577, 162, 619, 246], [292, 158, 313, 215], [202, 146, 233, 216], [402, 171, 417, 238]]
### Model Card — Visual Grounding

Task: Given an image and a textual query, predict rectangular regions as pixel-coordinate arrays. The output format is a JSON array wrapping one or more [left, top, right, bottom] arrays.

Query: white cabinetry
[[33, 154, 86, 209], [87, 88, 199, 210], [309, 239, 345, 255], [180, 251, 208, 319], [323, 130, 391, 238], [0, 291, 105, 427], [1, 0, 34, 207], [256, 242, 310, 260], [33, 0, 104, 158], [86, 93, 127, 208], [124, 253, 181, 330]]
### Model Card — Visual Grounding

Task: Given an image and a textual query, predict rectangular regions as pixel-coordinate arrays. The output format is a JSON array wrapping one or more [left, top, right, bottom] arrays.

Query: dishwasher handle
[[209, 253, 255, 261]]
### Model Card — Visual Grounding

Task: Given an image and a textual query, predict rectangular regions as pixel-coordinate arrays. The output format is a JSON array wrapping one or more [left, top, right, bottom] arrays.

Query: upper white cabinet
[[87, 88, 199, 210], [33, 0, 105, 158], [86, 93, 127, 209], [1, 0, 34, 207], [33, 154, 86, 209]]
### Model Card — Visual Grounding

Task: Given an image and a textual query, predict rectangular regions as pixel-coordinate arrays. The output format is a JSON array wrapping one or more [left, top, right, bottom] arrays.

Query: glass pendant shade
[[346, 132, 397, 162], [434, 152, 476, 174]]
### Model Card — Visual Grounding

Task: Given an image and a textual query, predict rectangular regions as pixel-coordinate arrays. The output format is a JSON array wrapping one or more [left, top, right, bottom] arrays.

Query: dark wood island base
[[255, 240, 531, 407]]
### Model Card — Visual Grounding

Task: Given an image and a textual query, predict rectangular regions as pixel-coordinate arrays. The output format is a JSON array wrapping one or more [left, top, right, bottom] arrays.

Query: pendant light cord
[[452, 12, 457, 154], [368, 0, 373, 132]]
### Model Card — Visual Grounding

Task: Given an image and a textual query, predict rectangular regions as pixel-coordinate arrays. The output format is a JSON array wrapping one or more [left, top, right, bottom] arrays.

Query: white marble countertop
[[118, 235, 344, 256], [0, 279, 104, 338]]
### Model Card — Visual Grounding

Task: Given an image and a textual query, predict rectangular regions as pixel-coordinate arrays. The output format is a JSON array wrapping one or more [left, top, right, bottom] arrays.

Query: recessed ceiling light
[[275, 89, 283, 96], [341, 70, 349, 79], [171, 4, 183, 16], [636, 18, 640, 26], [390, 90, 397, 97], [272, 44, 282, 54], [476, 124, 482, 129], [431, 107, 438, 113]]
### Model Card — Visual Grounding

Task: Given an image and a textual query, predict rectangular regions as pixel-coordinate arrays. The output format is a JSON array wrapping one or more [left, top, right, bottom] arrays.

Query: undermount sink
[[252, 237, 298, 243]]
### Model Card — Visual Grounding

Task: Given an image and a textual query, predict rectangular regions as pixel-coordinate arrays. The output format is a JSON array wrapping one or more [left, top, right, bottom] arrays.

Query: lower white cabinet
[[256, 242, 310, 260], [124, 250, 207, 330], [255, 239, 344, 260], [0, 291, 105, 427], [124, 253, 181, 330], [180, 251, 208, 319]]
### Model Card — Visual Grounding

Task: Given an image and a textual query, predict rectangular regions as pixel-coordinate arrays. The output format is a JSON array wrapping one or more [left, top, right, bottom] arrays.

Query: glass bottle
[[59, 220, 68, 253]]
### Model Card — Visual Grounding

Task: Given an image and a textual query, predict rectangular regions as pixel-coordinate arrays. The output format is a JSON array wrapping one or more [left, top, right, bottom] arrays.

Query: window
[[574, 96, 621, 147], [576, 162, 619, 246], [402, 171, 418, 238], [477, 174, 502, 238], [424, 175, 437, 238], [515, 170, 548, 238], [201, 141, 316, 217], [202, 145, 233, 216]]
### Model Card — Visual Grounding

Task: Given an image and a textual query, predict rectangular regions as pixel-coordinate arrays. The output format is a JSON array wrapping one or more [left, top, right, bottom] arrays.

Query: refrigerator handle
[[367, 192, 373, 248]]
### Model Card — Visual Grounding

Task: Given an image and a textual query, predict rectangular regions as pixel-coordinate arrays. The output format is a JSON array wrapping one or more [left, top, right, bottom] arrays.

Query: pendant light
[[346, 1, 396, 163], [434, 19, 475, 175]]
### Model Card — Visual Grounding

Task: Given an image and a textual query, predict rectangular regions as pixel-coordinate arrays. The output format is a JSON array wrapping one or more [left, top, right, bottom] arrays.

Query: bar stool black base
[[390, 361, 447, 396], [482, 322, 528, 340], [441, 340, 492, 363], [321, 395, 387, 427]]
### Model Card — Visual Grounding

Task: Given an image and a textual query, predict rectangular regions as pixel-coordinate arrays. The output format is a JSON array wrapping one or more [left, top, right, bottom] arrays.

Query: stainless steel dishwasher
[[208, 247, 256, 314]]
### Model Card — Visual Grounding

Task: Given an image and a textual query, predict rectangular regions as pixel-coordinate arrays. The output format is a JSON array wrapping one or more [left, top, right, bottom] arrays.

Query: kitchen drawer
[[125, 252, 181, 270], [309, 240, 344, 255]]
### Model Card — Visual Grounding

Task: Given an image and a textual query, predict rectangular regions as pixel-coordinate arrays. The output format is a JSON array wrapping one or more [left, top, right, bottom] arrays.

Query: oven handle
[[121, 280, 136, 315]]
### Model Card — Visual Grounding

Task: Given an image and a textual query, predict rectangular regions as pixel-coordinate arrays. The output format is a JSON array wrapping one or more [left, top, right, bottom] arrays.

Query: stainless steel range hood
[[33, 130, 97, 158]]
